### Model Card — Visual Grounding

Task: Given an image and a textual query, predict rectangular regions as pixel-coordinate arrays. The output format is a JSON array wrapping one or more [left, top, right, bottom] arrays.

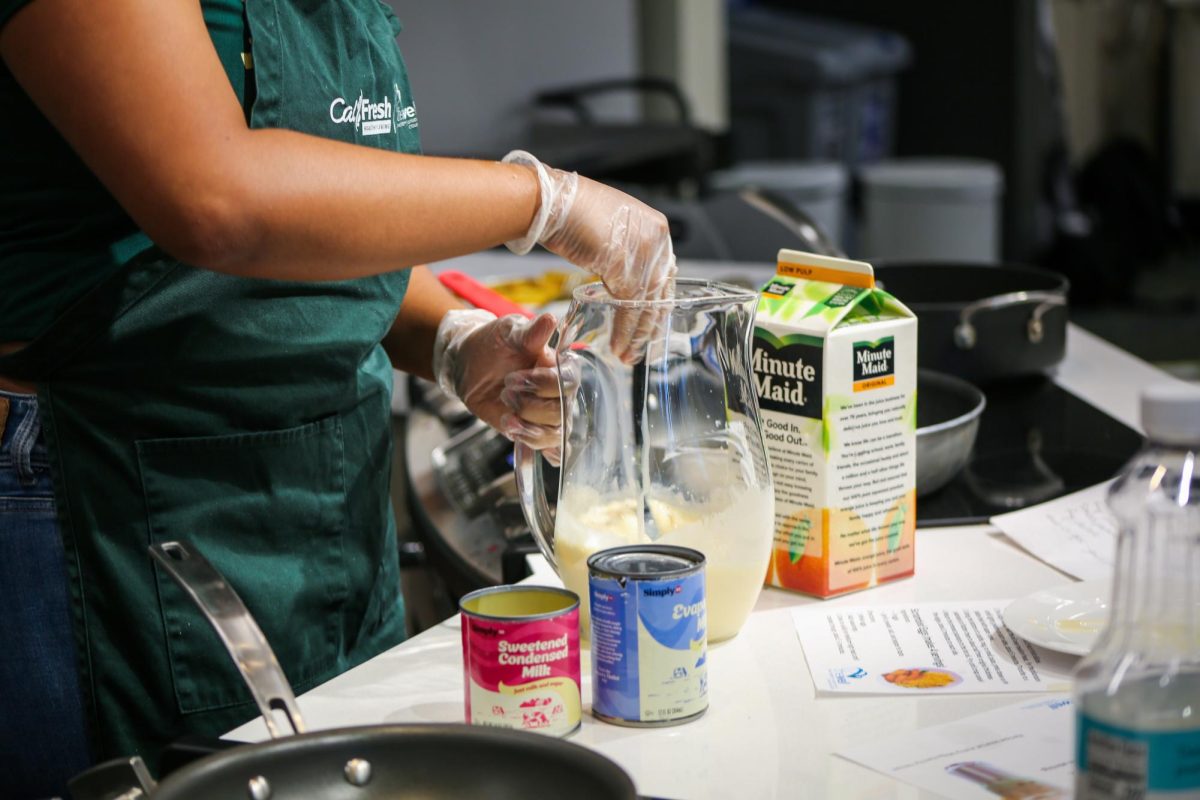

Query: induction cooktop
[[916, 376, 1144, 527]]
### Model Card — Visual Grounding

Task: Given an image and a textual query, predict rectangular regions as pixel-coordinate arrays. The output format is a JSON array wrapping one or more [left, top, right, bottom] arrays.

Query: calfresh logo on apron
[[328, 85, 418, 136], [330, 91, 394, 136]]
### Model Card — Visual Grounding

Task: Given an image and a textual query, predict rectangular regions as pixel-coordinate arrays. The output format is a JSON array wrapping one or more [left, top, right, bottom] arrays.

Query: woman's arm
[[0, 0, 538, 281], [382, 265, 461, 380]]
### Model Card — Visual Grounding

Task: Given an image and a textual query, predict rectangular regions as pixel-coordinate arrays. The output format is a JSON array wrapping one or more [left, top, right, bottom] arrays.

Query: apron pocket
[[137, 416, 349, 714]]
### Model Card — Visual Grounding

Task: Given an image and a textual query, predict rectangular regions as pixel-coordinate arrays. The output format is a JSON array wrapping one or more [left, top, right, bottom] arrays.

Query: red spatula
[[438, 270, 534, 319]]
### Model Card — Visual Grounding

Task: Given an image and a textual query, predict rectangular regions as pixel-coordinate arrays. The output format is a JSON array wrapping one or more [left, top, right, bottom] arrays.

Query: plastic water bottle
[[1073, 383, 1200, 799]]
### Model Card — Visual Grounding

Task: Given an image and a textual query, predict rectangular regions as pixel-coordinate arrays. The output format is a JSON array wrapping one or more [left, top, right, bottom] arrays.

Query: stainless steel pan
[[915, 369, 987, 497], [69, 541, 636, 800]]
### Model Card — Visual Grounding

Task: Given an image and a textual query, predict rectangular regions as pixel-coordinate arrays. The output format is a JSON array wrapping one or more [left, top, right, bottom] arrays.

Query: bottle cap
[[1141, 382, 1200, 445]]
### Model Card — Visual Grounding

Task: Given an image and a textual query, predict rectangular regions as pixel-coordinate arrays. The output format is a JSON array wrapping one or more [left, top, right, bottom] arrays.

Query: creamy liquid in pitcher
[[555, 485, 773, 642]]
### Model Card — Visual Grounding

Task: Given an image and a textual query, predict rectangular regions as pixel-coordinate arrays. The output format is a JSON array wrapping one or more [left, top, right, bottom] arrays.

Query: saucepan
[[69, 541, 636, 800], [915, 369, 987, 497], [873, 262, 1069, 385], [720, 196, 993, 496], [745, 191, 1071, 386]]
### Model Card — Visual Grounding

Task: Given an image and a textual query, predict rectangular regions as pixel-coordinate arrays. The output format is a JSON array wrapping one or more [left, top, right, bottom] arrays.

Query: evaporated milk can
[[588, 545, 708, 726], [459, 585, 581, 736]]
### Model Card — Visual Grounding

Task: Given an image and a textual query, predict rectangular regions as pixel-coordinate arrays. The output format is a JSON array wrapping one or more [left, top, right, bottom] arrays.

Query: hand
[[502, 150, 676, 361], [502, 150, 676, 300], [432, 310, 562, 452]]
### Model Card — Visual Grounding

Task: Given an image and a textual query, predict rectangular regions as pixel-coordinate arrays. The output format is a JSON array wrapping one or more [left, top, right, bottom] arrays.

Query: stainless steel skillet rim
[[915, 369, 987, 437], [153, 723, 636, 798]]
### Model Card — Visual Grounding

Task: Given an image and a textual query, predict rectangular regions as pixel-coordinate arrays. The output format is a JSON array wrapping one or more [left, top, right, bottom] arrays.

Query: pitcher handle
[[514, 442, 558, 570]]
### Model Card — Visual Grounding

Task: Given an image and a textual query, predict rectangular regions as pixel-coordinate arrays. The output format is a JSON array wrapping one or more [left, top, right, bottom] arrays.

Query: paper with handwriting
[[990, 481, 1118, 581]]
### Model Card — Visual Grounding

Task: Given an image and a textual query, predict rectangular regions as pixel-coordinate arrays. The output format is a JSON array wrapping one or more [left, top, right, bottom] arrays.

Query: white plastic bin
[[710, 161, 849, 251], [858, 158, 1004, 262]]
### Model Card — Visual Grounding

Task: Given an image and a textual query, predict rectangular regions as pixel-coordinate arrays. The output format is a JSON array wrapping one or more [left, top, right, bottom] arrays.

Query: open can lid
[[588, 545, 706, 579]]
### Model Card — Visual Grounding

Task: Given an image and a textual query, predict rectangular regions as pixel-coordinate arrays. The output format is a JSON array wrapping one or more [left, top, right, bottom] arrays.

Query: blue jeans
[[0, 391, 90, 799]]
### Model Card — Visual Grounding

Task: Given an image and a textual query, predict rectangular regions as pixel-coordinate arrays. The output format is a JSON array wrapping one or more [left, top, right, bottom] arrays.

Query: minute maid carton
[[754, 249, 917, 598]]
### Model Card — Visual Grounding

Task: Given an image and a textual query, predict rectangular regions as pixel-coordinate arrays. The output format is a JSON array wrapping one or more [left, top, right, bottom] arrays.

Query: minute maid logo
[[753, 328, 823, 419], [852, 336, 895, 392], [762, 279, 792, 297], [328, 83, 417, 137]]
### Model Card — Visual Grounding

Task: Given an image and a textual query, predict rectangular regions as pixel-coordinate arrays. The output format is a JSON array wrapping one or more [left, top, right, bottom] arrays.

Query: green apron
[[0, 0, 421, 767]]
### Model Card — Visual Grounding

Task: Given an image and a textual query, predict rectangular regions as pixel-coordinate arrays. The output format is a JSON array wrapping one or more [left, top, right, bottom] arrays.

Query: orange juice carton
[[753, 249, 917, 597]]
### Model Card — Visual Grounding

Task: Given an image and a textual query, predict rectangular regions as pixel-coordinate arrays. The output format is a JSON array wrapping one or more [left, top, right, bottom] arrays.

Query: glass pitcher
[[515, 279, 774, 642]]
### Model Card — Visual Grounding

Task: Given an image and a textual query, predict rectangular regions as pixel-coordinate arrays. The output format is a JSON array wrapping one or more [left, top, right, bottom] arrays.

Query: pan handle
[[67, 756, 157, 800], [148, 541, 307, 739], [736, 187, 848, 259], [953, 291, 1067, 350]]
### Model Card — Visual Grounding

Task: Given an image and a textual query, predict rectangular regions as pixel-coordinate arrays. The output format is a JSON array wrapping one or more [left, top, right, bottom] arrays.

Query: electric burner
[[916, 376, 1144, 527]]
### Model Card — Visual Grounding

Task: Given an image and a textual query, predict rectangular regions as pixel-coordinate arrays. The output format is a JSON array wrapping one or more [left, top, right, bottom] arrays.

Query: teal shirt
[[0, 0, 251, 341]]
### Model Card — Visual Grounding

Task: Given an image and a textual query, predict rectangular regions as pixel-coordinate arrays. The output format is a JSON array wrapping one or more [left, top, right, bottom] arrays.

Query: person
[[0, 1, 676, 796]]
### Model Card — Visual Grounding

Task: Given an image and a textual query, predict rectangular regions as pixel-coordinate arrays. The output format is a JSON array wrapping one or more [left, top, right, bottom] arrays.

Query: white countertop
[[229, 526, 1074, 800], [232, 252, 1187, 799]]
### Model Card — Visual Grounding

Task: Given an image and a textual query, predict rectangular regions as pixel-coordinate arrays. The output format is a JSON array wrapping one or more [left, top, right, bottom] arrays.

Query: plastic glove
[[503, 150, 676, 362], [502, 150, 676, 300], [432, 309, 562, 453]]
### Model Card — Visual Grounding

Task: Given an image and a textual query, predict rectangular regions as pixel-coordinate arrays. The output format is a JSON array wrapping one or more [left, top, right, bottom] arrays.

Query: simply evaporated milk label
[[591, 570, 708, 724]]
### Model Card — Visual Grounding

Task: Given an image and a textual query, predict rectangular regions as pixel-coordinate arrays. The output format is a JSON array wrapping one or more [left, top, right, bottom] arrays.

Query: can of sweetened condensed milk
[[459, 585, 582, 736], [588, 545, 708, 727]]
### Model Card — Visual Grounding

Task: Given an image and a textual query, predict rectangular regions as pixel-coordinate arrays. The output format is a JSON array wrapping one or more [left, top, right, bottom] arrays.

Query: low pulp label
[[461, 610, 581, 736], [590, 571, 708, 723]]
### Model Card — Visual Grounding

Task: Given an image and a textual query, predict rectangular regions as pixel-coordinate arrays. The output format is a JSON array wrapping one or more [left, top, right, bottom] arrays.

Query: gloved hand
[[502, 150, 676, 301], [433, 309, 563, 454], [503, 150, 676, 361]]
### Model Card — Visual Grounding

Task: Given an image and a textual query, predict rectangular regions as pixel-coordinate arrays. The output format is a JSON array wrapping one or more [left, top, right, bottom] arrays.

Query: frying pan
[[69, 541, 636, 800], [916, 369, 987, 497]]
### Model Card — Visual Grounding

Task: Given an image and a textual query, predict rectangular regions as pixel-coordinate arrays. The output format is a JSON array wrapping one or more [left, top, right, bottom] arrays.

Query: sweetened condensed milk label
[[460, 588, 581, 736]]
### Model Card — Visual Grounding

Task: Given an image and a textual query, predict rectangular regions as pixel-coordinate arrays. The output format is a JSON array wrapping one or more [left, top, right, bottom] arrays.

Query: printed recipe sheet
[[793, 600, 1077, 694], [837, 696, 1075, 798]]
